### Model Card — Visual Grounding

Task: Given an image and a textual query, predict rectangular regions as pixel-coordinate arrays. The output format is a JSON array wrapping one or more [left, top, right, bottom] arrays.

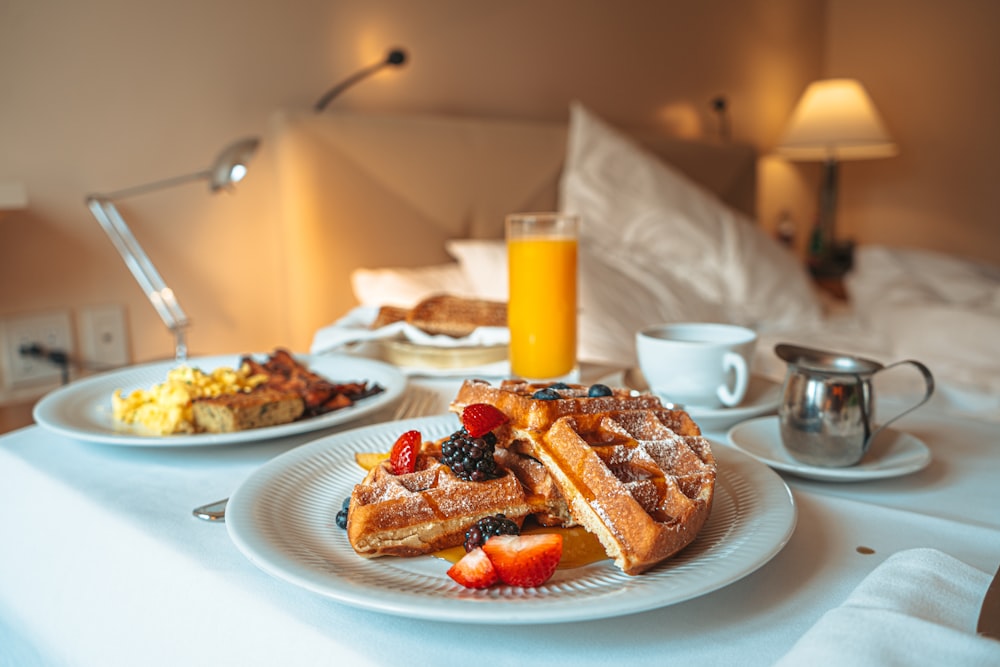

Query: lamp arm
[[86, 196, 190, 361], [93, 169, 211, 202], [314, 48, 407, 112], [314, 62, 388, 112]]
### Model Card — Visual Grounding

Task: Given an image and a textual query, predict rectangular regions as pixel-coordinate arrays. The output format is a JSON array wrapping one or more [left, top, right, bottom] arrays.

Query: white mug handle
[[717, 352, 748, 407]]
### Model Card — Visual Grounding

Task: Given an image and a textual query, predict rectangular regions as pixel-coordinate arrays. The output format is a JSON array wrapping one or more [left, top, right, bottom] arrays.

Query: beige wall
[[0, 0, 993, 396], [824, 0, 1000, 262]]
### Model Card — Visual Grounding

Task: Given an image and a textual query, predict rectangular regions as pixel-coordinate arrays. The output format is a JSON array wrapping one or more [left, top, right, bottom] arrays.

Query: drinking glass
[[505, 212, 579, 381]]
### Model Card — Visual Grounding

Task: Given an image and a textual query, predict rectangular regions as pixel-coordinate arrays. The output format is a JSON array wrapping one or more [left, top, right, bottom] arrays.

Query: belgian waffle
[[347, 439, 567, 557], [450, 379, 664, 435], [538, 409, 716, 575]]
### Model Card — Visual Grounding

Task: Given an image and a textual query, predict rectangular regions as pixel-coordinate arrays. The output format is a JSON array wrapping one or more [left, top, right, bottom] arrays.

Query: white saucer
[[605, 369, 782, 433], [726, 415, 932, 482]]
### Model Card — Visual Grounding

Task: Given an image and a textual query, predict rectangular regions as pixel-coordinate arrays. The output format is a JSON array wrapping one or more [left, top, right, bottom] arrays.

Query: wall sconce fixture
[[314, 48, 407, 112], [86, 137, 259, 362], [777, 78, 897, 275]]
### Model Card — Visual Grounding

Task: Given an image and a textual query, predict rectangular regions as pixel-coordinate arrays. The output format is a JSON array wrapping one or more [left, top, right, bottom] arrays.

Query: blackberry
[[588, 383, 613, 397], [441, 428, 499, 482], [532, 387, 562, 400], [335, 496, 350, 530], [464, 514, 521, 551]]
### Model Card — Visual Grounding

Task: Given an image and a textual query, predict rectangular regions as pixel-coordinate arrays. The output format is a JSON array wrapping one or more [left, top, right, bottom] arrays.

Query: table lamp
[[777, 78, 897, 275], [86, 137, 259, 362]]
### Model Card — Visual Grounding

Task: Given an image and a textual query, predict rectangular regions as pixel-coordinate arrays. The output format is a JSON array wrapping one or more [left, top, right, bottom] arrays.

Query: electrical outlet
[[79, 305, 130, 369], [0, 310, 74, 389]]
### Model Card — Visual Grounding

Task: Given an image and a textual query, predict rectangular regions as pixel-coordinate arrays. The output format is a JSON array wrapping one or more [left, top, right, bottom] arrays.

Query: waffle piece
[[450, 379, 664, 435], [347, 439, 564, 557], [536, 409, 716, 575]]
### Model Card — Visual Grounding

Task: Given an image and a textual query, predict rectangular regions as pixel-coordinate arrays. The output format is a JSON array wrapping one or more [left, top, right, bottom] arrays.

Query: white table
[[2, 373, 999, 666]]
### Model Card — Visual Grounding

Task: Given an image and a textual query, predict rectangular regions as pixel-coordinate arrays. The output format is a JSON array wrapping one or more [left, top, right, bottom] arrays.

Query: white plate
[[726, 415, 932, 482], [599, 369, 782, 432], [32, 353, 405, 447], [226, 414, 797, 624]]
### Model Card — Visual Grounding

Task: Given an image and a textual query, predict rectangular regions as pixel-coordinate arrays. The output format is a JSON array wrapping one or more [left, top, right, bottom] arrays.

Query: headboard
[[269, 109, 757, 350]]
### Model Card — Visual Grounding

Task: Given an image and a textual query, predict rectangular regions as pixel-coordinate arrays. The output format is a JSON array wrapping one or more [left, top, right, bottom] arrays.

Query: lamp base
[[808, 239, 855, 279]]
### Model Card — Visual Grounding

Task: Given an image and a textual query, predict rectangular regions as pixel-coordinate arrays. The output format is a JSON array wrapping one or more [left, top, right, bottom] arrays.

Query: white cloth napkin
[[310, 306, 509, 354], [775, 548, 1000, 666]]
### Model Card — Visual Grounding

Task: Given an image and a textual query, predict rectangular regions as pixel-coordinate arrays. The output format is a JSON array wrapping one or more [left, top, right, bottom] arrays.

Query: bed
[[272, 102, 1000, 423]]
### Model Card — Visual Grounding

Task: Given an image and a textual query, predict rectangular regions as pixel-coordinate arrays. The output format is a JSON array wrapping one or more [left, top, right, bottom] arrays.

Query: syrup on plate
[[434, 521, 608, 569]]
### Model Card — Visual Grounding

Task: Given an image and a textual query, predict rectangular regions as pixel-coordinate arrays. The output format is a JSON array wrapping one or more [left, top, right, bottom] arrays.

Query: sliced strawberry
[[389, 429, 420, 475], [461, 403, 509, 438], [446, 547, 499, 589], [482, 533, 563, 587]]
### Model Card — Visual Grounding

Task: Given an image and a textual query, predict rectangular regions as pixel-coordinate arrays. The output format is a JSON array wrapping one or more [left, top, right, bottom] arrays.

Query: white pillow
[[350, 263, 473, 308], [559, 102, 821, 364], [444, 239, 509, 301]]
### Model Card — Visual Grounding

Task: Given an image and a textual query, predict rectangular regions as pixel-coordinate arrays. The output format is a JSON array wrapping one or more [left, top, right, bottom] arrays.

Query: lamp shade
[[777, 78, 898, 161]]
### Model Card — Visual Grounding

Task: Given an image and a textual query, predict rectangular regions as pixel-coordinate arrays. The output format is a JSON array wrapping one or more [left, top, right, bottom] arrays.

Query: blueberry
[[588, 383, 613, 397], [549, 382, 571, 390], [335, 497, 351, 529], [532, 388, 562, 400]]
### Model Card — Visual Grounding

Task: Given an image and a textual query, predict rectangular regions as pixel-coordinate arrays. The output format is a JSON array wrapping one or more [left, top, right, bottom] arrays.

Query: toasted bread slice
[[192, 388, 304, 433], [370, 305, 410, 330], [406, 294, 507, 337]]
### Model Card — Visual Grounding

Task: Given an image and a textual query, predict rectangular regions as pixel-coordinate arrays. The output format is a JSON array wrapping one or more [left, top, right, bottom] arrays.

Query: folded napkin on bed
[[310, 306, 509, 354], [775, 548, 1000, 666]]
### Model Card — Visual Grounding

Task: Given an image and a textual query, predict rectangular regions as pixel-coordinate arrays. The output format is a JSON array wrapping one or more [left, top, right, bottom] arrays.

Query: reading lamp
[[777, 78, 897, 274], [86, 136, 259, 362], [314, 48, 407, 111]]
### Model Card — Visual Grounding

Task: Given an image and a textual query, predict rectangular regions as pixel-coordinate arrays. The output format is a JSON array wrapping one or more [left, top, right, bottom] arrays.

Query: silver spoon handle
[[192, 498, 229, 522]]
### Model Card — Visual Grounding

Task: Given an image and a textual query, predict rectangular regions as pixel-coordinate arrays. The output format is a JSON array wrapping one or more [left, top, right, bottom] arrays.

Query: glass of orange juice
[[505, 212, 579, 381]]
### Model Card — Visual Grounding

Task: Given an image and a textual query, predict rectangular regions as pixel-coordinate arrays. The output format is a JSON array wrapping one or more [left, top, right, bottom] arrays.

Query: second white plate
[[32, 353, 406, 447], [727, 415, 932, 482], [226, 414, 797, 624]]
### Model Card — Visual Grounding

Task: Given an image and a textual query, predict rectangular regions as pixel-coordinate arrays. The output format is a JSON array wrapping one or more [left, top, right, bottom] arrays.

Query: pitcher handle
[[866, 360, 935, 446]]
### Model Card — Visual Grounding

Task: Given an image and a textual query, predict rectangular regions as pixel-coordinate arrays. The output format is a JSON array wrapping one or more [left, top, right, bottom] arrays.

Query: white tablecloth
[[2, 374, 999, 666]]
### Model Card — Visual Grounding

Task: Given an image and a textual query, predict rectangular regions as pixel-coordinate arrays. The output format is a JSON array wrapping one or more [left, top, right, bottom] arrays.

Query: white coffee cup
[[636, 323, 758, 409]]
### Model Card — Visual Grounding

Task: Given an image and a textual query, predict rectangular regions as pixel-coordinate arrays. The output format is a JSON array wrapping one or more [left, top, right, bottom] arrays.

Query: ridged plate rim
[[226, 414, 797, 624]]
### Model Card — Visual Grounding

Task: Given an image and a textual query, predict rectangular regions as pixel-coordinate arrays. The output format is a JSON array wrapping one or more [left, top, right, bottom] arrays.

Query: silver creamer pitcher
[[775, 344, 935, 467]]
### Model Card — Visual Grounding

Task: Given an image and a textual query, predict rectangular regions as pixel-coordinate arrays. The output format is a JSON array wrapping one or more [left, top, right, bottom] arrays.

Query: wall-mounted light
[[314, 48, 407, 112], [777, 78, 897, 274], [86, 137, 259, 362]]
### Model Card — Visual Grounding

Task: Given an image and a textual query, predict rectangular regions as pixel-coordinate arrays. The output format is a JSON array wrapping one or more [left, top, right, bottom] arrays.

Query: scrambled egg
[[112, 364, 267, 435]]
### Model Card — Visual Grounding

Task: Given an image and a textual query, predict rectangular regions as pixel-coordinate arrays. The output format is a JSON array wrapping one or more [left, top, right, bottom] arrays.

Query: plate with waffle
[[226, 380, 797, 623]]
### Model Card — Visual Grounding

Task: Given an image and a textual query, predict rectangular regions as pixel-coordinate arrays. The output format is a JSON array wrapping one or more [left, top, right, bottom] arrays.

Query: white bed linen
[[2, 373, 999, 667]]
